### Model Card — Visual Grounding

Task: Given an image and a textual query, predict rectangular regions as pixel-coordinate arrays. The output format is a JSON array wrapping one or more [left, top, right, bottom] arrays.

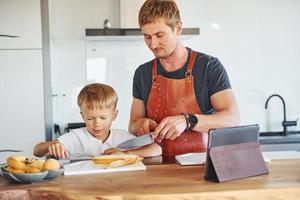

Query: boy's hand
[[48, 141, 69, 159], [103, 147, 126, 155]]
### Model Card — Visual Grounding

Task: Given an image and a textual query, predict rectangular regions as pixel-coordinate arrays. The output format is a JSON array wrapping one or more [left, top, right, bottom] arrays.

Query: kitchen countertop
[[0, 159, 300, 199]]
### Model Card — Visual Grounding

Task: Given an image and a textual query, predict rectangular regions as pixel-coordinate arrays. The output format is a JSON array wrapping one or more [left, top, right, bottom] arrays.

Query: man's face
[[141, 18, 182, 58], [81, 107, 117, 140]]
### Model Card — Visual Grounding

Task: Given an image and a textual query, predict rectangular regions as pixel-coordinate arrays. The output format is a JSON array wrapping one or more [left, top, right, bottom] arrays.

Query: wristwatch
[[181, 113, 189, 130], [186, 113, 198, 131]]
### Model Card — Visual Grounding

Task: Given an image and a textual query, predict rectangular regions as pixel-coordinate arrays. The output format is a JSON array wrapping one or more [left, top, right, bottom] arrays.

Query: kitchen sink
[[260, 131, 300, 137], [259, 131, 300, 144]]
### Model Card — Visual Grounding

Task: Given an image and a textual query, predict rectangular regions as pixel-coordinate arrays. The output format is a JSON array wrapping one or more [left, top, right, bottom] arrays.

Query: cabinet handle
[[0, 149, 22, 152], [0, 34, 19, 38]]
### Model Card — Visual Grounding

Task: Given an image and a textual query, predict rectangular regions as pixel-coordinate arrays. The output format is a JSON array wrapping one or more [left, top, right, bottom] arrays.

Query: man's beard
[[153, 49, 171, 59]]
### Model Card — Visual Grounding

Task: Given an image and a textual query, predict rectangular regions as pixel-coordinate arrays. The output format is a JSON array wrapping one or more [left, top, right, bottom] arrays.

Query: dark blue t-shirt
[[132, 48, 231, 114]]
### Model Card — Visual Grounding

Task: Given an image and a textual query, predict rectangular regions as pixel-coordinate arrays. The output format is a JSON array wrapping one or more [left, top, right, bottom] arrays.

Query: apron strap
[[185, 50, 197, 77], [152, 59, 158, 83], [152, 50, 197, 81], [185, 51, 197, 83]]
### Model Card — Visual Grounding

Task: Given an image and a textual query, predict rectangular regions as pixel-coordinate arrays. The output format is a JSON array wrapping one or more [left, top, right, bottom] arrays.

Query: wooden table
[[0, 159, 300, 200]]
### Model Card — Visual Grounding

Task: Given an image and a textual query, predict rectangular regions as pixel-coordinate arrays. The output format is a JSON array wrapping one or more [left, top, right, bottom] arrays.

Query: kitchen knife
[[116, 133, 154, 149]]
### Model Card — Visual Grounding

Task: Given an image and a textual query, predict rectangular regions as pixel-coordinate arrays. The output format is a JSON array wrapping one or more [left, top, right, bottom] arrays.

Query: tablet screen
[[204, 124, 260, 181], [208, 124, 259, 149]]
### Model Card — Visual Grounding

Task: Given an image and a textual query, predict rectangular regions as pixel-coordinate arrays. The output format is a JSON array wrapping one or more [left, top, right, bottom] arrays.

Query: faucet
[[265, 94, 298, 136]]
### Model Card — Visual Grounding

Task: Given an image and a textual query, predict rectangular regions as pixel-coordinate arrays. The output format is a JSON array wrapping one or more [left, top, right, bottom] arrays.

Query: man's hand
[[153, 115, 187, 140], [48, 141, 69, 159], [103, 148, 126, 155], [134, 118, 157, 136]]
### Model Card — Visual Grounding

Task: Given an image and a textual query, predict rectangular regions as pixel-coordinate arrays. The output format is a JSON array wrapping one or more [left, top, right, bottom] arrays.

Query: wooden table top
[[0, 159, 300, 200]]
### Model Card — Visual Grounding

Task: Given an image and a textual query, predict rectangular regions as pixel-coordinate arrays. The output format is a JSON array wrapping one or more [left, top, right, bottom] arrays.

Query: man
[[129, 0, 240, 156]]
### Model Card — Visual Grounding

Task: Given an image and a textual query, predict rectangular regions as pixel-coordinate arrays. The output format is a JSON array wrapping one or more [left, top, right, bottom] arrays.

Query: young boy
[[34, 83, 162, 159]]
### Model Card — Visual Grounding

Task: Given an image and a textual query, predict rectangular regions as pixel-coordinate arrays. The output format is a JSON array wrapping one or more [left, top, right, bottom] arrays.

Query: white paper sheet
[[63, 160, 146, 176]]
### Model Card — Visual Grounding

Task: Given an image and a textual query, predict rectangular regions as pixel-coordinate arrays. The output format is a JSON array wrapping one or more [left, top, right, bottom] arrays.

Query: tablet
[[204, 124, 260, 181]]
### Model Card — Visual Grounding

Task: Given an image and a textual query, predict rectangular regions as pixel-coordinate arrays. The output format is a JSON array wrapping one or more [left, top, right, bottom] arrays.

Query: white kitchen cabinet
[[0, 50, 45, 163], [0, 0, 42, 49], [0, 0, 45, 163]]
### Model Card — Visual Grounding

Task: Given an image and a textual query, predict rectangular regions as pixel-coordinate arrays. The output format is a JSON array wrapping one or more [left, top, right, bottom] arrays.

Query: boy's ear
[[112, 109, 118, 121], [80, 111, 85, 120]]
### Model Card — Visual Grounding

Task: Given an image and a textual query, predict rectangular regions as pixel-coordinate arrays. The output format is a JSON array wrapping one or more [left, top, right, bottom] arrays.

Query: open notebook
[[176, 152, 271, 166], [175, 152, 207, 165], [262, 151, 300, 160]]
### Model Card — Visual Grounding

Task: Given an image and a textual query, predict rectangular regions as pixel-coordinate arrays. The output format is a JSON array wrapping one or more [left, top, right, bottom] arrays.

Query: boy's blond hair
[[138, 0, 181, 31], [77, 83, 118, 110]]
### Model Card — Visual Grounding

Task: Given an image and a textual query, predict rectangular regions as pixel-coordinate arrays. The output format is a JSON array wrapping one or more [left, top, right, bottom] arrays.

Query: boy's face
[[80, 106, 118, 140], [141, 18, 182, 58]]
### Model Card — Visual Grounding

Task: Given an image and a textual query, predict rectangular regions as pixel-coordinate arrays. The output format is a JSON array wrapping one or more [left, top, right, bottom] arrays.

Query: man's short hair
[[77, 83, 118, 110], [138, 0, 181, 31]]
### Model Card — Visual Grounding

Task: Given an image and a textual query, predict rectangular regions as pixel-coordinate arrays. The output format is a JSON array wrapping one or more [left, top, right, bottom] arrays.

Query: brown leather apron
[[147, 51, 207, 156]]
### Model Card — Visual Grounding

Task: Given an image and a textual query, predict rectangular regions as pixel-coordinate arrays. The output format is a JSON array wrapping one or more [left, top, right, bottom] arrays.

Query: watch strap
[[181, 113, 189, 131]]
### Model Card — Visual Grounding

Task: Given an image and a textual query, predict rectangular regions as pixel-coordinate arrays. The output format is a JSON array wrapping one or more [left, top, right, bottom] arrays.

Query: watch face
[[187, 114, 198, 131], [190, 115, 198, 124]]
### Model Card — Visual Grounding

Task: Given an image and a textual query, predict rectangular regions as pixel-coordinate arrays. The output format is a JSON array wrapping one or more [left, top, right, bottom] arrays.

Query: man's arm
[[153, 89, 240, 140], [194, 89, 240, 132], [129, 98, 157, 135]]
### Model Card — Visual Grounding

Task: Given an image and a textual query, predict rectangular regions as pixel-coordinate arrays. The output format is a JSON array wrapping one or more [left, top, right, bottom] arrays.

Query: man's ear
[[175, 21, 183, 35], [112, 109, 118, 121]]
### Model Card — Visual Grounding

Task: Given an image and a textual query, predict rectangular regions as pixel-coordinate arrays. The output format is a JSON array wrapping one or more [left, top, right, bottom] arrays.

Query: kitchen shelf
[[85, 28, 200, 41]]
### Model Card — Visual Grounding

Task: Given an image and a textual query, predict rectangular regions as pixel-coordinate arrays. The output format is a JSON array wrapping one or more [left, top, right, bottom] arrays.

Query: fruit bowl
[[44, 168, 64, 180], [0, 165, 63, 184]]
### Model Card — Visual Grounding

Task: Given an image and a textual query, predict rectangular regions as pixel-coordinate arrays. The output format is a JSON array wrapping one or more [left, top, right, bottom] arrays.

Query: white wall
[[179, 0, 300, 132], [49, 0, 300, 134], [49, 0, 120, 129]]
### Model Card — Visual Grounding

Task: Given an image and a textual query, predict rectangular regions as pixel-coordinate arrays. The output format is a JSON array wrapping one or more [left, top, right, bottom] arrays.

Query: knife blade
[[116, 133, 154, 149]]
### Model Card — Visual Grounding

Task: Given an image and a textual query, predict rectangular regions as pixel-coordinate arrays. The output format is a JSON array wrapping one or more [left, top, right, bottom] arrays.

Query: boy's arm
[[125, 143, 162, 157], [33, 140, 58, 157], [33, 140, 68, 158], [104, 143, 162, 158]]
